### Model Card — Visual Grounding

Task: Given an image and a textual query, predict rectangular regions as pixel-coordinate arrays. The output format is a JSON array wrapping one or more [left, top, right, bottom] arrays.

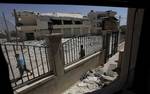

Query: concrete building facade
[[88, 10, 119, 34], [14, 11, 91, 40], [13, 10, 119, 40]]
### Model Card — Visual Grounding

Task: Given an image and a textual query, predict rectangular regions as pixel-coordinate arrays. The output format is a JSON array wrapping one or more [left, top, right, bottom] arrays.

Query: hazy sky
[[0, 3, 128, 25]]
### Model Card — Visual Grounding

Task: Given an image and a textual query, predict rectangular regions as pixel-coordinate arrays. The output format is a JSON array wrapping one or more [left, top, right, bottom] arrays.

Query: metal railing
[[104, 31, 119, 62], [109, 32, 119, 57], [63, 35, 103, 66], [0, 43, 53, 90]]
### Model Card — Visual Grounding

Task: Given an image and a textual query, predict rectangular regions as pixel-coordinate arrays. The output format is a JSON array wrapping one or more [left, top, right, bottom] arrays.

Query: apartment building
[[14, 11, 91, 40], [88, 10, 119, 34], [13, 10, 118, 40]]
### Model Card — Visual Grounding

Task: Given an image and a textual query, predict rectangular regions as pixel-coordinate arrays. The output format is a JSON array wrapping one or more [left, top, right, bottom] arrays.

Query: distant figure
[[79, 45, 85, 59], [15, 53, 32, 78]]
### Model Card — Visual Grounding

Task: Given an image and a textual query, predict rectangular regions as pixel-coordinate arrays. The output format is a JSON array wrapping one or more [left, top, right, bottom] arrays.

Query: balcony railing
[[0, 43, 53, 90], [19, 26, 37, 31], [0, 31, 119, 90], [62, 35, 103, 66]]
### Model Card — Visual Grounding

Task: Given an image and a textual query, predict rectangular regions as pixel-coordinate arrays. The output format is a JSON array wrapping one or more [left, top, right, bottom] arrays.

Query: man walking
[[16, 53, 32, 78], [79, 45, 85, 59]]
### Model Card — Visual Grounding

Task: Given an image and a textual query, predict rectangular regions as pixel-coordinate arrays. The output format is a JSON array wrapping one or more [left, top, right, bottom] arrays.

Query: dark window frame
[[63, 20, 73, 25]]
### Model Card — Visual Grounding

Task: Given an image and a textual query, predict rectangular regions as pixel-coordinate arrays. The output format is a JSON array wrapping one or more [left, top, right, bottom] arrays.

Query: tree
[[120, 25, 127, 34]]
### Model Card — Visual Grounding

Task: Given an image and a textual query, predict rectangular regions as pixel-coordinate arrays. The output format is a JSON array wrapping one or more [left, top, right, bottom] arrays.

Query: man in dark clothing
[[79, 45, 85, 59]]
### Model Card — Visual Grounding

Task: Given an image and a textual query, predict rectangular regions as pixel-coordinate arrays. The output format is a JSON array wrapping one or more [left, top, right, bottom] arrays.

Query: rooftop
[[39, 12, 83, 18], [89, 10, 117, 16], [15, 10, 83, 18]]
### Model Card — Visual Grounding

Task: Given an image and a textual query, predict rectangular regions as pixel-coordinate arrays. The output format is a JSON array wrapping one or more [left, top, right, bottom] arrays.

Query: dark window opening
[[16, 22, 23, 26], [51, 19, 62, 25], [97, 15, 103, 19], [17, 22, 37, 26], [63, 20, 72, 25], [25, 33, 34, 40], [75, 21, 82, 24]]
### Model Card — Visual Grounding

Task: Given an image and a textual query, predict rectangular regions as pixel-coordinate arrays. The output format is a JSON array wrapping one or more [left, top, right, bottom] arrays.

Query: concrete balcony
[[19, 25, 37, 31], [53, 24, 90, 29]]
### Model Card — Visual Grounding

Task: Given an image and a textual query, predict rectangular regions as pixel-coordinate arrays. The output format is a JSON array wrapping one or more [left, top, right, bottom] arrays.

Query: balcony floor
[[62, 42, 125, 94]]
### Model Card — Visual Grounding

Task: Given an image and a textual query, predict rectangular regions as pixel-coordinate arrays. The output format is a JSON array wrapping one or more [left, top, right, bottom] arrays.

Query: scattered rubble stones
[[63, 66, 118, 94]]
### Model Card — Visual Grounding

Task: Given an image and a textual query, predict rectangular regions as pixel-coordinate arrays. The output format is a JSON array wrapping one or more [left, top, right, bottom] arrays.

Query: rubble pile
[[63, 66, 118, 94]]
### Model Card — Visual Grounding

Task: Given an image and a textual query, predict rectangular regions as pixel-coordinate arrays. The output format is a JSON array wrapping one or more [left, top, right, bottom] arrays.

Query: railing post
[[99, 49, 105, 67], [45, 33, 64, 76], [118, 51, 124, 76], [102, 30, 111, 63]]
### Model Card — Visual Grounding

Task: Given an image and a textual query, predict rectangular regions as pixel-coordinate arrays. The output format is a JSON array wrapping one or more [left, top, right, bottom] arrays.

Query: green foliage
[[119, 25, 127, 34]]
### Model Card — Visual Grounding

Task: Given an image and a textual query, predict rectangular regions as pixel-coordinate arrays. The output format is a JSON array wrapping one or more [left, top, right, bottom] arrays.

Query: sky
[[0, 3, 128, 27]]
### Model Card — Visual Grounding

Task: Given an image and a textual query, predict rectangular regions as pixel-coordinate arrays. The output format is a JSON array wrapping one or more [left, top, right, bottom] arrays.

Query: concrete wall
[[17, 51, 104, 94], [18, 14, 37, 26], [18, 13, 91, 40]]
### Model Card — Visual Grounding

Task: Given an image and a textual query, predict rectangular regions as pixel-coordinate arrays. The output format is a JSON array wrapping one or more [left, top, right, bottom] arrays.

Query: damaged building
[[88, 10, 119, 34], [13, 10, 118, 40], [13, 11, 91, 40]]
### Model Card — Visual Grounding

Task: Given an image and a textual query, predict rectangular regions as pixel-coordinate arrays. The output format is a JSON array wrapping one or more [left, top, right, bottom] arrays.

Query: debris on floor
[[62, 65, 118, 94]]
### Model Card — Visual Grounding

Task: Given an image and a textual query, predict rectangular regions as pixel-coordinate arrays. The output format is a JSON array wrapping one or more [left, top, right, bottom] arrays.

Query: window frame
[[94, 8, 144, 94]]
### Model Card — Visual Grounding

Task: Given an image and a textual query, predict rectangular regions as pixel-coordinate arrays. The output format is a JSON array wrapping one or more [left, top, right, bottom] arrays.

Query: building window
[[63, 20, 73, 25], [75, 21, 82, 24], [51, 19, 62, 25], [53, 29, 61, 33], [25, 33, 35, 40], [97, 15, 102, 19], [97, 23, 101, 27]]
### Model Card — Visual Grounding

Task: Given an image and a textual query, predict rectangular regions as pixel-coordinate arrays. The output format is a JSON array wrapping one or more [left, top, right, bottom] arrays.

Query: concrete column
[[61, 20, 64, 25], [72, 21, 75, 36], [88, 26, 91, 34], [118, 51, 124, 76], [99, 49, 105, 67], [72, 20, 75, 25], [61, 20, 64, 35], [45, 33, 65, 77], [71, 28, 74, 36], [80, 27, 82, 35], [102, 30, 111, 63]]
